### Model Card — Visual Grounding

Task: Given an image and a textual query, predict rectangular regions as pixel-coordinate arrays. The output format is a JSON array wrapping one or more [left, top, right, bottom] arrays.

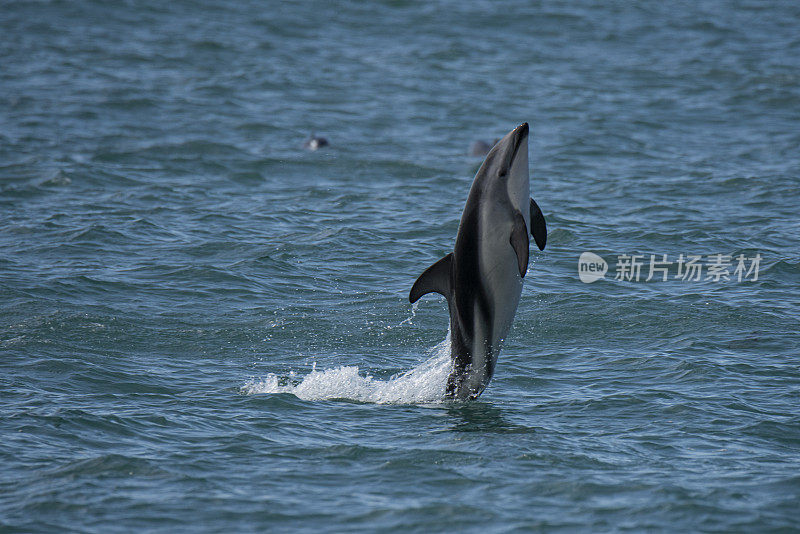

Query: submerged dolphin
[[303, 132, 329, 151], [409, 123, 547, 400]]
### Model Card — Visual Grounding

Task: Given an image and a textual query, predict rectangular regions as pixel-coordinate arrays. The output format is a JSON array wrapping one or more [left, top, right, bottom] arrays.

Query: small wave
[[242, 338, 452, 404]]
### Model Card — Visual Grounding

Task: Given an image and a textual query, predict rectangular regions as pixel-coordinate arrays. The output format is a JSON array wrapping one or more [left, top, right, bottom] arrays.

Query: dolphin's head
[[480, 122, 530, 211]]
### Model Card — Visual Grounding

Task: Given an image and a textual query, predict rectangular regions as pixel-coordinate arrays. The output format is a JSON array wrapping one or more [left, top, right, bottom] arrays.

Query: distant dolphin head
[[303, 132, 329, 151], [469, 139, 493, 157], [469, 137, 504, 157]]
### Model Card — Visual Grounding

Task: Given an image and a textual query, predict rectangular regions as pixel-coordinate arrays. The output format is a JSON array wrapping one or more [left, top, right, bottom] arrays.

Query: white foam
[[241, 337, 452, 404]]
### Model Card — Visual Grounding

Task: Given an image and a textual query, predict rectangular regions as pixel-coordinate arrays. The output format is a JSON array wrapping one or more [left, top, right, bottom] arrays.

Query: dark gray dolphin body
[[409, 123, 547, 400]]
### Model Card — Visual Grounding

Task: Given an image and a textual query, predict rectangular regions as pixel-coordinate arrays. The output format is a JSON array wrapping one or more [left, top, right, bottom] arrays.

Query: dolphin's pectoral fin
[[409, 253, 453, 304], [529, 198, 547, 251], [510, 212, 529, 278]]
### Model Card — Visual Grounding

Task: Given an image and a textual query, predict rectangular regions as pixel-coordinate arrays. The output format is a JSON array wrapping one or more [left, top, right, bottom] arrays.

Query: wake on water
[[242, 337, 453, 404]]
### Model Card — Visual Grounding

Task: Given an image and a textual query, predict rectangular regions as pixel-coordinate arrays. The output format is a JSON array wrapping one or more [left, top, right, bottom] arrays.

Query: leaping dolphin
[[409, 122, 547, 400]]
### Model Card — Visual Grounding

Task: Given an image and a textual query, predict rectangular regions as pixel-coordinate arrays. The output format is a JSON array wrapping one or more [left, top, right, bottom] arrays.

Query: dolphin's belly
[[476, 215, 524, 353], [482, 241, 524, 348]]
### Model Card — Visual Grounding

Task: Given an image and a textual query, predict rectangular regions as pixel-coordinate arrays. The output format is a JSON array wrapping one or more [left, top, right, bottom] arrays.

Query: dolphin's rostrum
[[409, 123, 547, 400]]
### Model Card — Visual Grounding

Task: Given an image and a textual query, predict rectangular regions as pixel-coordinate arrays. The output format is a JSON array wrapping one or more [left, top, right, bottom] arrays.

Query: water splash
[[242, 337, 452, 404], [397, 300, 420, 327]]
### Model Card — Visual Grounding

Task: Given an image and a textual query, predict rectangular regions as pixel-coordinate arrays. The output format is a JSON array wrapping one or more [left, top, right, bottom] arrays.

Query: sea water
[[2, 0, 799, 531]]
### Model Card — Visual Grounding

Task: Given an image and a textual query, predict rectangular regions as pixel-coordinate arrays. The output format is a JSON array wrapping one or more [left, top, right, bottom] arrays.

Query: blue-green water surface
[[2, 1, 800, 531]]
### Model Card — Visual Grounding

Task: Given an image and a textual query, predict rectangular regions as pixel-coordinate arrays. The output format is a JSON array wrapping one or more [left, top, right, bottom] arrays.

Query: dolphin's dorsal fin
[[409, 253, 453, 303], [510, 212, 530, 278], [529, 198, 547, 251]]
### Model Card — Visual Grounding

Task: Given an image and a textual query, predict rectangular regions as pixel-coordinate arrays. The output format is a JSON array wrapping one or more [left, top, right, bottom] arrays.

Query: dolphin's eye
[[498, 169, 508, 178]]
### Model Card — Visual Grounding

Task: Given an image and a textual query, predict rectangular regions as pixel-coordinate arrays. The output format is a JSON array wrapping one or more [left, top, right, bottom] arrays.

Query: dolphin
[[409, 122, 547, 400], [469, 138, 501, 157], [303, 132, 329, 151]]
